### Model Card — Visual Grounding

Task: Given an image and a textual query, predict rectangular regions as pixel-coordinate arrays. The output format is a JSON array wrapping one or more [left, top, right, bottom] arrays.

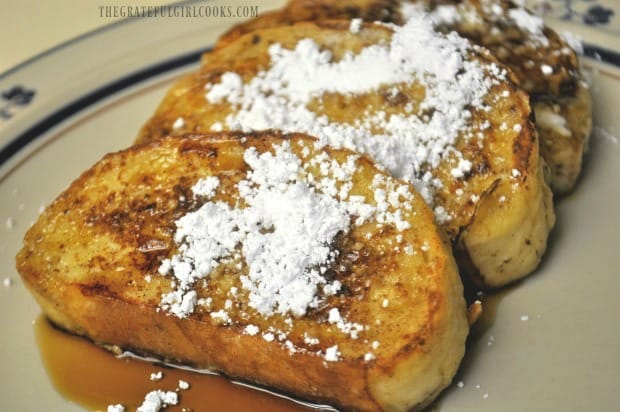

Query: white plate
[[1, 2, 619, 411]]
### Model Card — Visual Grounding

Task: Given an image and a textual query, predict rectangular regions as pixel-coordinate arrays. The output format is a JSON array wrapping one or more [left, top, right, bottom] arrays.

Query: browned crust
[[216, 0, 403, 51], [17, 132, 468, 411]]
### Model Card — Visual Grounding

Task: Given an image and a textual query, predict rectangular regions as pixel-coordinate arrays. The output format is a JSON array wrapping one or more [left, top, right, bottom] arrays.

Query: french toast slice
[[136, 19, 554, 287], [17, 131, 468, 411], [215, 0, 592, 194]]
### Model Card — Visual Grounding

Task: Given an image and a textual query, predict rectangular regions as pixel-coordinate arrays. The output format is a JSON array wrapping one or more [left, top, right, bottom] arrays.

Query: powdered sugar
[[149, 371, 163, 381], [349, 18, 362, 33], [324, 345, 341, 362], [191, 176, 219, 198], [206, 72, 244, 103], [507, 7, 549, 46], [328, 307, 365, 339], [172, 117, 185, 129], [158, 142, 413, 321], [561, 31, 583, 55], [237, 146, 351, 317], [406, 1, 551, 48], [433, 4, 461, 24], [364, 352, 376, 361], [154, 141, 417, 362], [205, 12, 507, 209], [541, 64, 553, 75], [136, 390, 178, 412]]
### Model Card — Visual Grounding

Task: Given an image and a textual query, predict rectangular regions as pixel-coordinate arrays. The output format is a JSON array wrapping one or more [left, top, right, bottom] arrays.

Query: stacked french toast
[[17, 1, 591, 410]]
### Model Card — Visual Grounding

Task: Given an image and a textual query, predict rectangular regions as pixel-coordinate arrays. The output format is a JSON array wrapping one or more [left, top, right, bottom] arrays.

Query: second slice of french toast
[[136, 18, 555, 287], [215, 0, 593, 195]]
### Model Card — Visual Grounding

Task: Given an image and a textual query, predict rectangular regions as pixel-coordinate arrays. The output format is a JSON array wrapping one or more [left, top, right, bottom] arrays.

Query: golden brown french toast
[[216, 0, 592, 194], [215, 0, 402, 51], [17, 131, 468, 411], [137, 19, 554, 287]]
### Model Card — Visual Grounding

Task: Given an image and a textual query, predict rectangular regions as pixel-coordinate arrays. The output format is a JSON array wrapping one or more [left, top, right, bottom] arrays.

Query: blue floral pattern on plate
[[526, 0, 617, 28], [0, 85, 36, 122]]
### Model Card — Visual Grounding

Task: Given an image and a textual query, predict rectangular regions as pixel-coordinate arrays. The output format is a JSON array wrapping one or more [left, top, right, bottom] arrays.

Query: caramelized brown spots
[[107, 210, 131, 228], [88, 256, 114, 272], [381, 89, 409, 106], [80, 282, 117, 299], [559, 79, 577, 97], [512, 116, 535, 173], [179, 141, 219, 158]]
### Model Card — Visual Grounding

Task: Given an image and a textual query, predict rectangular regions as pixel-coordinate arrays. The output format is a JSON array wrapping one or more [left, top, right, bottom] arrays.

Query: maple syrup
[[34, 315, 316, 411], [33, 286, 515, 411], [468, 286, 515, 342]]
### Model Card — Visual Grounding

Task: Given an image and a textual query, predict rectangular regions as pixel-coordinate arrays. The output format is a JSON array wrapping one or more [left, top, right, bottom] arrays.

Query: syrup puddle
[[34, 315, 334, 411], [33, 283, 515, 411], [429, 283, 516, 411]]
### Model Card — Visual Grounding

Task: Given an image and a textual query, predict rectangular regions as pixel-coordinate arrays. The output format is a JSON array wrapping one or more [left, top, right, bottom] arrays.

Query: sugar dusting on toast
[[204, 12, 509, 220], [401, 1, 551, 47], [158, 141, 415, 360], [156, 11, 515, 360]]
